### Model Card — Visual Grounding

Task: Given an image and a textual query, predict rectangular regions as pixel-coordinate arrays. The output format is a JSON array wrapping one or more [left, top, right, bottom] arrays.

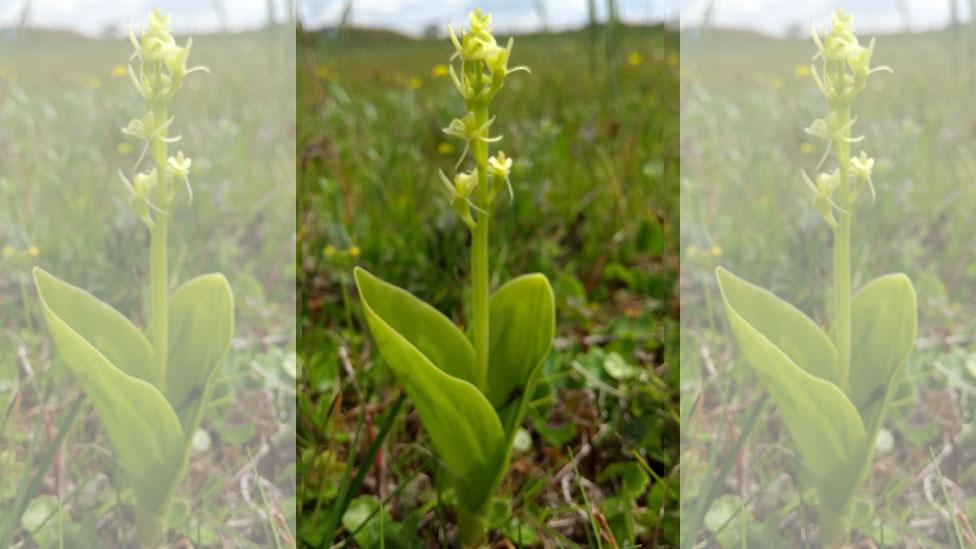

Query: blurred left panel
[[0, 1, 296, 546]]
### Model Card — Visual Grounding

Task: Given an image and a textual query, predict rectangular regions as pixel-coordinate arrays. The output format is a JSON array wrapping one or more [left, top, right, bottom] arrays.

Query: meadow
[[681, 25, 976, 546], [297, 21, 680, 547], [0, 26, 296, 546]]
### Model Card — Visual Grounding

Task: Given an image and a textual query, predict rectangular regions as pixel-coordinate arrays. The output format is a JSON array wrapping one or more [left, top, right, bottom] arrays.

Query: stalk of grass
[[0, 395, 83, 547], [680, 396, 767, 549], [568, 446, 604, 549], [933, 448, 965, 548], [321, 393, 405, 546]]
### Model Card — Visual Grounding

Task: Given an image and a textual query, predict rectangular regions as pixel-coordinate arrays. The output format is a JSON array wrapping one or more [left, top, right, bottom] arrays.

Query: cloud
[[681, 0, 966, 36], [301, 0, 670, 35], [0, 0, 291, 36]]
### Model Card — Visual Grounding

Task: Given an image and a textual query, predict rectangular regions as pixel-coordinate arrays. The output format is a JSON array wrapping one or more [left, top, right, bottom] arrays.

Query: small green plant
[[353, 9, 553, 546], [32, 10, 232, 546], [715, 11, 916, 547]]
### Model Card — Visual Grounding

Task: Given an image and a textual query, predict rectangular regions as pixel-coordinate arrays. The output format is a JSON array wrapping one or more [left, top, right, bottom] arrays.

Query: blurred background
[[681, 0, 976, 546], [297, 0, 680, 546], [0, 1, 296, 545]]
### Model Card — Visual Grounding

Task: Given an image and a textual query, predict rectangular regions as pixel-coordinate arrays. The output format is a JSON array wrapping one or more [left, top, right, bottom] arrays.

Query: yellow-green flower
[[432, 64, 449, 77], [349, 246, 361, 258], [27, 246, 40, 257], [118, 169, 161, 228], [802, 169, 842, 227], [438, 142, 455, 155], [324, 244, 337, 258], [627, 51, 644, 66], [408, 76, 423, 89], [487, 151, 511, 179]]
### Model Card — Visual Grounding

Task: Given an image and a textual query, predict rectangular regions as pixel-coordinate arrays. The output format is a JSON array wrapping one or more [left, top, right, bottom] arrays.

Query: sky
[[303, 0, 673, 35], [682, 0, 969, 36], [0, 0, 292, 36], [0, 0, 968, 37]]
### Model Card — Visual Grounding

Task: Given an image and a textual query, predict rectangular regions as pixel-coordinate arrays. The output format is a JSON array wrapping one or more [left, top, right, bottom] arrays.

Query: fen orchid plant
[[354, 9, 553, 546], [715, 11, 916, 546], [33, 11, 232, 546]]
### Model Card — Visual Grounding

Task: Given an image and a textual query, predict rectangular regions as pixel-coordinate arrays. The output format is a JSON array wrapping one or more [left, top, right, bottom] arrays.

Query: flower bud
[[438, 170, 478, 229], [802, 170, 841, 228], [488, 151, 514, 204], [119, 169, 161, 228]]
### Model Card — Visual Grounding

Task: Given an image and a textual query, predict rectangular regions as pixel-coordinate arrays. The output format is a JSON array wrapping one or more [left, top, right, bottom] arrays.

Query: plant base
[[135, 507, 167, 548], [818, 503, 850, 548], [457, 505, 487, 548]]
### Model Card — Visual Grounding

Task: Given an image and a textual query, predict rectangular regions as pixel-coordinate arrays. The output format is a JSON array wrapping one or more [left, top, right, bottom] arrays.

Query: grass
[[297, 22, 679, 547], [0, 25, 296, 546], [681, 24, 976, 546]]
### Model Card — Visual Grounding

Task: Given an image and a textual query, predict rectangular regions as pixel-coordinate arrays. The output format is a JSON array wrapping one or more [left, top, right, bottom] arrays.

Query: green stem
[[136, 506, 168, 548], [150, 101, 169, 394], [817, 501, 851, 548], [832, 105, 852, 395], [19, 279, 33, 332], [471, 101, 490, 393], [457, 505, 487, 548]]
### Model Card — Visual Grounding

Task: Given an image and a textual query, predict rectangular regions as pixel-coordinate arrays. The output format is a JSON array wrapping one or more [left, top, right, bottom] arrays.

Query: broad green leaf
[[355, 268, 504, 512], [850, 274, 916, 434], [717, 267, 867, 507], [33, 268, 155, 385], [481, 274, 555, 507], [34, 268, 184, 512], [485, 274, 554, 435], [715, 268, 839, 385], [354, 268, 478, 386], [165, 274, 234, 433]]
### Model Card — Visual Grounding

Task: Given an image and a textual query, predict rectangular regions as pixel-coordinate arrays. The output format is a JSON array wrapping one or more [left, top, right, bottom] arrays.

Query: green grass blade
[[0, 395, 83, 547]]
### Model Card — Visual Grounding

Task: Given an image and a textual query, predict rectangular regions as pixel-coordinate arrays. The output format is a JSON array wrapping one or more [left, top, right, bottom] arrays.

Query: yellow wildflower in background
[[27, 246, 40, 257], [794, 64, 811, 78], [117, 142, 133, 155], [2, 245, 14, 257], [112, 64, 128, 77], [324, 244, 337, 258], [770, 76, 785, 89], [438, 142, 455, 155], [627, 51, 643, 66], [408, 76, 424, 89], [315, 65, 329, 79], [348, 246, 361, 258], [87, 77, 103, 89], [432, 64, 449, 77], [800, 142, 816, 155]]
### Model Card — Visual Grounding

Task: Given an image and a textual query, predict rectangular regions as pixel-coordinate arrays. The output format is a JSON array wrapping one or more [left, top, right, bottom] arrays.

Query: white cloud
[[0, 0, 293, 36], [300, 0, 672, 36], [681, 0, 967, 36]]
